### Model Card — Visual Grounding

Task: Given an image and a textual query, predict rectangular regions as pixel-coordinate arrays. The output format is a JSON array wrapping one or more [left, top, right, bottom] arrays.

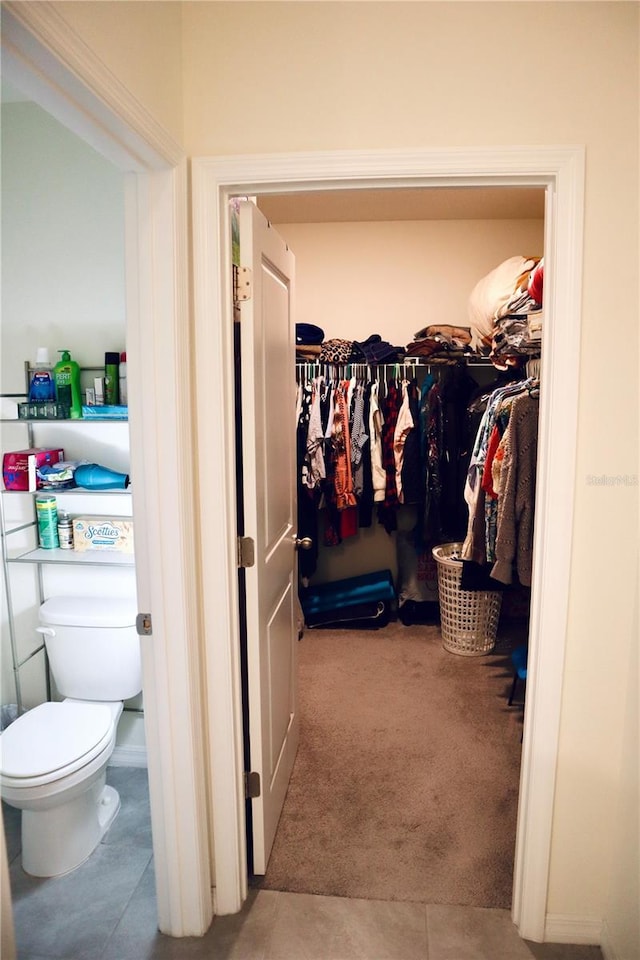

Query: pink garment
[[481, 425, 501, 499], [393, 381, 414, 504]]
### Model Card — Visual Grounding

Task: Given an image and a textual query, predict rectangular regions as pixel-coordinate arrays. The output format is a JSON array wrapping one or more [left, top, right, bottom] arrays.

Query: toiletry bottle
[[93, 377, 105, 406], [119, 352, 127, 406], [104, 352, 119, 406], [36, 495, 59, 548], [53, 350, 82, 419], [57, 509, 74, 549], [28, 348, 56, 403]]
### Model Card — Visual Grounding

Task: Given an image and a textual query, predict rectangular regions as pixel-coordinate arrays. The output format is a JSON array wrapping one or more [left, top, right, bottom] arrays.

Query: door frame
[[1, 3, 213, 937], [192, 146, 585, 940]]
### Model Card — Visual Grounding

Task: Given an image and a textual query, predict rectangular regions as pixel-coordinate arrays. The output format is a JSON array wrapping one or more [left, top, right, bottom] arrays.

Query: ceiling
[[257, 186, 545, 224]]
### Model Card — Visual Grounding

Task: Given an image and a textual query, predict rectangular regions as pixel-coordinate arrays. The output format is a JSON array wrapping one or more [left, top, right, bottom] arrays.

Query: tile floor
[[3, 768, 604, 960]]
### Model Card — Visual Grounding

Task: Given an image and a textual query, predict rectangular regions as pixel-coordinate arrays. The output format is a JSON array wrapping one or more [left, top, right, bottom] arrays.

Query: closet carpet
[[258, 620, 526, 909]]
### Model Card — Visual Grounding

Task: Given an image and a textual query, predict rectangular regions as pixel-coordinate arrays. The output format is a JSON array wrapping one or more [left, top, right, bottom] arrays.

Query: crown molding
[[2, 1, 183, 171]]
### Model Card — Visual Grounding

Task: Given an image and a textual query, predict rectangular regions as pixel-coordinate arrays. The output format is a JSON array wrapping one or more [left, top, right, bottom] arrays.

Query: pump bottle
[[53, 350, 82, 419], [104, 352, 119, 406]]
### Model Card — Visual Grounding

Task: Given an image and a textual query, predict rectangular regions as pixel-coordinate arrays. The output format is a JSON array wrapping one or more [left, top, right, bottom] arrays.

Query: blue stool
[[508, 645, 528, 705]]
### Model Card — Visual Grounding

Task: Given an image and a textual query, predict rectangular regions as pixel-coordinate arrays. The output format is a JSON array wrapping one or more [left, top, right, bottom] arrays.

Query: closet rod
[[295, 356, 498, 371], [294, 355, 502, 383]]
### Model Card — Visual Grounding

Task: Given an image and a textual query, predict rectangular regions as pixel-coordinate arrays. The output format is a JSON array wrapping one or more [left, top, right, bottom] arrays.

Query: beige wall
[[277, 216, 544, 585], [602, 584, 639, 959], [52, 1, 184, 147], [275, 218, 544, 345], [181, 0, 639, 926], [45, 0, 639, 932]]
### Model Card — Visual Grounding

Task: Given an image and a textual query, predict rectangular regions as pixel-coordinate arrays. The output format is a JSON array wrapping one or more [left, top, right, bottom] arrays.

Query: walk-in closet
[[246, 187, 545, 908]]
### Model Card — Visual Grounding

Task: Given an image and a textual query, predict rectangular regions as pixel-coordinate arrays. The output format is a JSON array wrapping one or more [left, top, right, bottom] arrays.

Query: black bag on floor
[[300, 569, 396, 629]]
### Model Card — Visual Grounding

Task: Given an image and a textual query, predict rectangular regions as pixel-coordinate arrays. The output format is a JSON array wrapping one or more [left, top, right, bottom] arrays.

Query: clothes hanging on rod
[[295, 361, 482, 578], [461, 375, 540, 587]]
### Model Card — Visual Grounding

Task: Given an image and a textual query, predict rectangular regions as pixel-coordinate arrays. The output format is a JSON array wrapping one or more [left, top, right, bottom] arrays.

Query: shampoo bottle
[[104, 352, 119, 406], [28, 348, 56, 403], [119, 352, 127, 406], [53, 350, 82, 419]]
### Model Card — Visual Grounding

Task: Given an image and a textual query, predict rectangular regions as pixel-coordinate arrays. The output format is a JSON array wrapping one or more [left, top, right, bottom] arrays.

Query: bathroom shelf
[[1, 488, 131, 497], [6, 546, 135, 566], [0, 417, 128, 424], [1, 370, 134, 716]]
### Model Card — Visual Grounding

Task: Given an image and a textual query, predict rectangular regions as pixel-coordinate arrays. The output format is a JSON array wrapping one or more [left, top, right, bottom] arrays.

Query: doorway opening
[[192, 146, 584, 942], [238, 186, 543, 909], [2, 3, 212, 939]]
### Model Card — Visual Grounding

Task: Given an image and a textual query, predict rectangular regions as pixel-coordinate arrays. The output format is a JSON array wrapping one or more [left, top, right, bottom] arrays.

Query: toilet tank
[[38, 597, 142, 701]]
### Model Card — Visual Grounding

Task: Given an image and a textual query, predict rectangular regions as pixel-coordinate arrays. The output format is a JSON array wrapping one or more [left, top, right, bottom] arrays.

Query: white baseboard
[[599, 920, 621, 960], [544, 914, 602, 945], [109, 744, 147, 768]]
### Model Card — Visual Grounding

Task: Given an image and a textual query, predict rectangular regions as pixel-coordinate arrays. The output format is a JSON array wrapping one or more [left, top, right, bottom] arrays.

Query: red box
[[2, 448, 64, 491]]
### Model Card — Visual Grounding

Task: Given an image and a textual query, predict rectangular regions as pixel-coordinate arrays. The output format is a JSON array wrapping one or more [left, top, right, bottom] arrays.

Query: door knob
[[294, 536, 313, 551]]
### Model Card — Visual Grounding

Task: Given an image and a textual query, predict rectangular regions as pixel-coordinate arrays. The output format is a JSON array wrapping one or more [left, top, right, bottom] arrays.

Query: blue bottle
[[28, 348, 56, 402]]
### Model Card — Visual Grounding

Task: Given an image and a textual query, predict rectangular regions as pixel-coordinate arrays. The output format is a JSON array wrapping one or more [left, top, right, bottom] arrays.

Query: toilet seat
[[0, 701, 114, 788]]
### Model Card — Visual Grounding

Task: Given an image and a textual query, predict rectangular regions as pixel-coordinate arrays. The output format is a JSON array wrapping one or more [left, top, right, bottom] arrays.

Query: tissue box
[[2, 448, 64, 491], [72, 517, 134, 553]]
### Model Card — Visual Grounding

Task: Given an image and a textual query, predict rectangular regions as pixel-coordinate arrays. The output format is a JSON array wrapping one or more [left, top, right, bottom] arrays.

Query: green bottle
[[53, 350, 82, 419]]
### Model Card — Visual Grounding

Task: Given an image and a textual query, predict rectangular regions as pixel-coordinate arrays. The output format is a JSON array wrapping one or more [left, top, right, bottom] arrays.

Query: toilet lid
[[0, 702, 113, 779]]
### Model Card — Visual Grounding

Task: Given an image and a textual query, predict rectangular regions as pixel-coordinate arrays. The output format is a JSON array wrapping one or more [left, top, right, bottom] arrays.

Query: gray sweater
[[491, 392, 539, 586]]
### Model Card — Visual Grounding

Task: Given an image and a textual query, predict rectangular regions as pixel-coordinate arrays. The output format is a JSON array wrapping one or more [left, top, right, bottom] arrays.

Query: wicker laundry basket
[[432, 542, 502, 656]]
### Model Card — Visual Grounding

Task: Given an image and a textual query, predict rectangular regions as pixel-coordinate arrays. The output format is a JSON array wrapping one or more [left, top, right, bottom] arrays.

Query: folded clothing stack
[[467, 255, 544, 363], [296, 323, 325, 361], [297, 329, 406, 366], [405, 324, 474, 359], [350, 334, 405, 365]]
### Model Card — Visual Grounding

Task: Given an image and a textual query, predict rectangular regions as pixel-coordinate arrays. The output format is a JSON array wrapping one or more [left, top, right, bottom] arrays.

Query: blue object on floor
[[508, 645, 528, 705], [300, 569, 396, 628]]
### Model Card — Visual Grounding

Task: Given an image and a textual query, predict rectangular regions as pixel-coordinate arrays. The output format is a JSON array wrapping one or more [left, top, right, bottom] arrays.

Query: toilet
[[0, 596, 141, 878]]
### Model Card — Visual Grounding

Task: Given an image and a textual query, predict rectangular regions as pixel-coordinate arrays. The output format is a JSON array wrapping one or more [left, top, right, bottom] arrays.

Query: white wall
[[0, 102, 143, 755], [1, 102, 126, 393]]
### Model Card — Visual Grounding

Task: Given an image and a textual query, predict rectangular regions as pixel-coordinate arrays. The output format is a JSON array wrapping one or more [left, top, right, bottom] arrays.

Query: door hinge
[[136, 613, 152, 636], [237, 536, 255, 568], [234, 266, 252, 303], [244, 771, 261, 799]]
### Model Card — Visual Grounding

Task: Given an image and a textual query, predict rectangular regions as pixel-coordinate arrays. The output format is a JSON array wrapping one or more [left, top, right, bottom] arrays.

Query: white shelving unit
[[1, 367, 134, 715]]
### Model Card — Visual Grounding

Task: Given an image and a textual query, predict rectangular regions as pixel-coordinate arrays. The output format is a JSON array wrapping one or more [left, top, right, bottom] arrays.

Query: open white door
[[238, 200, 300, 874]]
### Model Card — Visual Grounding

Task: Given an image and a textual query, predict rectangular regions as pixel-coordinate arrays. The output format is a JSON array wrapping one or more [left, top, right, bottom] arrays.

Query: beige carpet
[[259, 620, 526, 908]]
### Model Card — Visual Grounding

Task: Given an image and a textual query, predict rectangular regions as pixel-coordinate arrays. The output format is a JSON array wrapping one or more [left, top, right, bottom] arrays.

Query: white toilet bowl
[[0, 699, 123, 877]]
